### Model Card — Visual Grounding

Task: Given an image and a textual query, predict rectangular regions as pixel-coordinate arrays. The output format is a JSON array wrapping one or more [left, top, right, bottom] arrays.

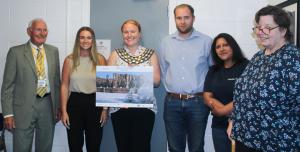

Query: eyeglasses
[[252, 26, 279, 35]]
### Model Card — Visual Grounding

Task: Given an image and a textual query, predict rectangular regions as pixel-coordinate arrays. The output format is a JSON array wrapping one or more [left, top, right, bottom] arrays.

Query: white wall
[[0, 0, 90, 151], [169, 0, 268, 59], [267, 0, 286, 5]]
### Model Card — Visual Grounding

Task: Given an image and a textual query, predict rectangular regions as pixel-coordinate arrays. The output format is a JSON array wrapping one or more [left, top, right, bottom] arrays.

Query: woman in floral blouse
[[228, 5, 300, 152]]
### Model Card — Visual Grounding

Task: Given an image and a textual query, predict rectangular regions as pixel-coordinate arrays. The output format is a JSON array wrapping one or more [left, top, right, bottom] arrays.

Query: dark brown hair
[[255, 5, 292, 41]]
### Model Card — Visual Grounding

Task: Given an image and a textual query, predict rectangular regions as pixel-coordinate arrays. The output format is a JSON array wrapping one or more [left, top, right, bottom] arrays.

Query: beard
[[176, 25, 193, 34]]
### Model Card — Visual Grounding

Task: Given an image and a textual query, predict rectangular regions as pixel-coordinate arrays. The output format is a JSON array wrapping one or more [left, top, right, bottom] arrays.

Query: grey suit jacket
[[1, 41, 61, 129]]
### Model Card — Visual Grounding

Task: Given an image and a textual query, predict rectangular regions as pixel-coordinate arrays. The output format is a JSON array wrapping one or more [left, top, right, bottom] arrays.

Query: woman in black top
[[203, 33, 248, 152]]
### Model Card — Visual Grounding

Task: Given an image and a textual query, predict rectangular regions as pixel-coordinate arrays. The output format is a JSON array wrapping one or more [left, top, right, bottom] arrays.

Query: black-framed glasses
[[252, 26, 279, 34]]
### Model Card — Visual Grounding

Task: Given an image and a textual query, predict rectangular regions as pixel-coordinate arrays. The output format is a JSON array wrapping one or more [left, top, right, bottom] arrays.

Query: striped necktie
[[36, 48, 47, 97]]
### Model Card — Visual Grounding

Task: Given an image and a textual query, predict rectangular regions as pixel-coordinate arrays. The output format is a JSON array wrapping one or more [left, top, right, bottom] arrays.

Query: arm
[[54, 49, 61, 121], [203, 92, 233, 116], [107, 51, 118, 66], [206, 38, 214, 66], [150, 52, 161, 87], [60, 57, 71, 128], [211, 102, 233, 116], [157, 40, 168, 83], [97, 53, 107, 66], [1, 48, 17, 130], [203, 92, 225, 109], [97, 54, 108, 127], [203, 68, 215, 108], [203, 92, 217, 109], [227, 120, 233, 139]]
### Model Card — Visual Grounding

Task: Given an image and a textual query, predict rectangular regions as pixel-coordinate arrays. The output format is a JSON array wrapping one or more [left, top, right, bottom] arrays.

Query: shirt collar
[[29, 41, 44, 50], [171, 28, 200, 40]]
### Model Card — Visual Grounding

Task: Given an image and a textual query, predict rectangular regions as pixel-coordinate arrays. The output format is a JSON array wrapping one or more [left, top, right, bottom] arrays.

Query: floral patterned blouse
[[232, 43, 300, 152]]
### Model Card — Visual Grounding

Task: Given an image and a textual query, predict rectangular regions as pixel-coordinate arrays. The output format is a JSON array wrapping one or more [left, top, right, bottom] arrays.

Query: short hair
[[121, 19, 141, 32], [211, 33, 247, 68], [173, 4, 194, 17], [255, 5, 292, 41], [28, 18, 46, 29]]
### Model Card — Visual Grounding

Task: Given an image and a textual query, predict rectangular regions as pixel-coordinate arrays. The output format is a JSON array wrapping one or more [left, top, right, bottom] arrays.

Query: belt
[[167, 92, 203, 100], [36, 93, 51, 98]]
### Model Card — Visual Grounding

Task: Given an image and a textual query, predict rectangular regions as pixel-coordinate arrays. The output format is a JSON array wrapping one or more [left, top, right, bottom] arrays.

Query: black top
[[204, 60, 248, 128]]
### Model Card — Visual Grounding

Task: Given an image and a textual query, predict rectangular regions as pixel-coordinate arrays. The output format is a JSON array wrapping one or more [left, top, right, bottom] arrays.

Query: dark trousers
[[212, 127, 231, 152], [111, 108, 155, 152], [236, 140, 261, 152], [67, 92, 103, 152]]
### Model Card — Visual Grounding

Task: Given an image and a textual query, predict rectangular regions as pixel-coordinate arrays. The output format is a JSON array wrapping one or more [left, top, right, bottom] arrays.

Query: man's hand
[[4, 116, 16, 130]]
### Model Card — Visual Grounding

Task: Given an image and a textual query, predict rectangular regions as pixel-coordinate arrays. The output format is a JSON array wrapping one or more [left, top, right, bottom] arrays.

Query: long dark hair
[[211, 33, 247, 69]]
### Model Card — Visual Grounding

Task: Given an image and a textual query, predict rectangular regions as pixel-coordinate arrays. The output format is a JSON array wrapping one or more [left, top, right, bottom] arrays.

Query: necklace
[[116, 48, 154, 64]]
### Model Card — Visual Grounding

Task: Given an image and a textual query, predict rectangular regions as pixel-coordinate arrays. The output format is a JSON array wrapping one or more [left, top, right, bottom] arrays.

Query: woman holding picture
[[107, 19, 160, 152]]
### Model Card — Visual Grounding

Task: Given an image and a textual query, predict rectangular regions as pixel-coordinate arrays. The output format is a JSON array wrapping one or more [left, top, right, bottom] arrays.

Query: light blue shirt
[[158, 29, 212, 94]]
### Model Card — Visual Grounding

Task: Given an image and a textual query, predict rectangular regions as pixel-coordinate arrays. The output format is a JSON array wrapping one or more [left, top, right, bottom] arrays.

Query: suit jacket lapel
[[24, 42, 37, 77], [44, 45, 53, 77]]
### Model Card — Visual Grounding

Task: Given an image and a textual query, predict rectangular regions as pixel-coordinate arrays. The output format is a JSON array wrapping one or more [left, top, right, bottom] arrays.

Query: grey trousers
[[13, 95, 55, 152]]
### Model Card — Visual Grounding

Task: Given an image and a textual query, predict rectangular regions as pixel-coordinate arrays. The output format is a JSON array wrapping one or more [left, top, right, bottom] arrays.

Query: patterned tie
[[36, 48, 47, 97]]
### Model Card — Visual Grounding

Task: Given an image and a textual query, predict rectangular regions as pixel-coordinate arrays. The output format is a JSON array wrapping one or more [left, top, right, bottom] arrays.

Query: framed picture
[[96, 39, 111, 59], [96, 66, 154, 108], [277, 0, 299, 47]]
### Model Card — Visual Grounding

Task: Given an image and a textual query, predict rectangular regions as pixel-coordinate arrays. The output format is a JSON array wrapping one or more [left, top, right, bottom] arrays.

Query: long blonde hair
[[71, 26, 99, 72]]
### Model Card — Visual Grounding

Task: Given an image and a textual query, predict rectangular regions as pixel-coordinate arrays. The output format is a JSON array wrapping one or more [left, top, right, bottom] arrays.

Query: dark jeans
[[111, 108, 155, 152], [163, 95, 210, 152], [67, 92, 103, 152], [212, 127, 231, 152]]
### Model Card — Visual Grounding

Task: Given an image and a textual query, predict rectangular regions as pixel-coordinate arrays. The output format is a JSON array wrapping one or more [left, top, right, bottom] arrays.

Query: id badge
[[37, 79, 47, 87]]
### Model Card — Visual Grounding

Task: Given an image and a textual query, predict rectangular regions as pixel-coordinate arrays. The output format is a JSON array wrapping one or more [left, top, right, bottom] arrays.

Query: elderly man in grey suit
[[1, 18, 61, 152]]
